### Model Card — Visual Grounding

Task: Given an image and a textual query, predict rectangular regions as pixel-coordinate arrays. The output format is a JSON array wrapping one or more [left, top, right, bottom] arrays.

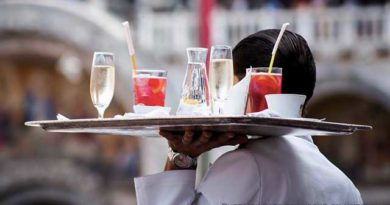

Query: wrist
[[166, 148, 198, 170], [165, 158, 197, 171]]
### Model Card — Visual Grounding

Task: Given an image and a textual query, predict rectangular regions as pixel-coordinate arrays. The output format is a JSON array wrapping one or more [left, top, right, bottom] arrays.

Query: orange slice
[[183, 98, 200, 105], [150, 79, 166, 94]]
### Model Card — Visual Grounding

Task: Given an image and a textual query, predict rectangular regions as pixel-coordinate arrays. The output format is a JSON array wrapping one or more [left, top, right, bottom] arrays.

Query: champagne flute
[[209, 45, 234, 115], [90, 52, 115, 118]]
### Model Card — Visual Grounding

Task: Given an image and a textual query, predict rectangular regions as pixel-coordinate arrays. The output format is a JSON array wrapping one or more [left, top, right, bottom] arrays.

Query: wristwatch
[[168, 148, 197, 169]]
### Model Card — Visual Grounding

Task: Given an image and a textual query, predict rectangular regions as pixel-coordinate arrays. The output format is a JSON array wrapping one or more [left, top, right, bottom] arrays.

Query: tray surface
[[25, 116, 372, 138]]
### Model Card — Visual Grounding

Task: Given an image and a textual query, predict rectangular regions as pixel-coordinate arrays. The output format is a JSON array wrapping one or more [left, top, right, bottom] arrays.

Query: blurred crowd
[[0, 61, 139, 186]]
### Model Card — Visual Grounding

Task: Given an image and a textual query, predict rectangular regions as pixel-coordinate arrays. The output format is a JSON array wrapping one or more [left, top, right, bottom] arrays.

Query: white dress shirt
[[134, 135, 363, 205]]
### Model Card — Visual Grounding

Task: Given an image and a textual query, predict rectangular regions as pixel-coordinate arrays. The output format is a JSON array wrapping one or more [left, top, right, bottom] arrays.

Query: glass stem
[[213, 100, 224, 115], [97, 107, 105, 119]]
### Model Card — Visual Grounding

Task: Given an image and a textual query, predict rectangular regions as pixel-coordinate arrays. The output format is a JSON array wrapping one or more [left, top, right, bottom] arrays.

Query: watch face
[[173, 153, 193, 168]]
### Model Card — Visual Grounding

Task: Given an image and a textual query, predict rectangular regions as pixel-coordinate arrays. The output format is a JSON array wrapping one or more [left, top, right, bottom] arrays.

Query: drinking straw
[[247, 66, 253, 78], [268, 23, 290, 73], [122, 21, 137, 76]]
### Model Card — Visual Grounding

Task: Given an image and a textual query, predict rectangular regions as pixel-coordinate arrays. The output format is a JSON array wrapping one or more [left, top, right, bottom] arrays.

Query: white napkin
[[176, 104, 211, 116], [143, 106, 171, 117], [248, 109, 325, 122], [114, 106, 171, 119], [56, 114, 70, 121], [133, 105, 170, 114], [247, 109, 282, 118], [223, 73, 251, 115], [114, 112, 144, 119]]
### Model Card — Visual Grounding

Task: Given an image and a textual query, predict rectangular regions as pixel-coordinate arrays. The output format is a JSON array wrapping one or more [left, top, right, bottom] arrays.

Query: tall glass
[[90, 52, 115, 118], [209, 45, 233, 115], [176, 48, 211, 116], [247, 67, 282, 113], [133, 69, 167, 106]]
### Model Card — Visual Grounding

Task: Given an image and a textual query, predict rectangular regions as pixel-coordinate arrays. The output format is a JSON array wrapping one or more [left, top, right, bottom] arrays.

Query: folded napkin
[[223, 72, 251, 115]]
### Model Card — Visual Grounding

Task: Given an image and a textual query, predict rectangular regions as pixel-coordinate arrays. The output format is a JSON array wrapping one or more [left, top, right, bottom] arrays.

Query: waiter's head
[[233, 29, 316, 104]]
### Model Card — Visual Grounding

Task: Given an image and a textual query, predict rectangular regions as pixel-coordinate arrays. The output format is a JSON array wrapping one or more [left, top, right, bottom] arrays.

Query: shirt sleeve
[[134, 170, 198, 205], [134, 149, 260, 205]]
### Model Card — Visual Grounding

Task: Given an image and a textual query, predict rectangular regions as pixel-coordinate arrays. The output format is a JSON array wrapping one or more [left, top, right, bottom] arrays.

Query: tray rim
[[24, 116, 372, 133]]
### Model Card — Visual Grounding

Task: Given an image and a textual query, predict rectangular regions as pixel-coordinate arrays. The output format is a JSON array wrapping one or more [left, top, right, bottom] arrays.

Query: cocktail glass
[[133, 70, 167, 106], [247, 67, 282, 113]]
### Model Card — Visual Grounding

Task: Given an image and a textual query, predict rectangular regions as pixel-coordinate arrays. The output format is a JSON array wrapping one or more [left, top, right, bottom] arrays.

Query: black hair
[[233, 29, 316, 103]]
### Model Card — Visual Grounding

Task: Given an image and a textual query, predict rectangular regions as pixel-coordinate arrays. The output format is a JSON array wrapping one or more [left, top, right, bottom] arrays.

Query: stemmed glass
[[90, 52, 115, 118], [209, 45, 234, 115]]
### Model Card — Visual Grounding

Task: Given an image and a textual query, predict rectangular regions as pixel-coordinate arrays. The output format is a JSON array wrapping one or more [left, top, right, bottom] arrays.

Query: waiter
[[134, 29, 363, 205]]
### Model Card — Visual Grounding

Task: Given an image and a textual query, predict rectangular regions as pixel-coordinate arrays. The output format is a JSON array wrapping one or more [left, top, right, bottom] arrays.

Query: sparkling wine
[[90, 65, 115, 109], [209, 59, 234, 101]]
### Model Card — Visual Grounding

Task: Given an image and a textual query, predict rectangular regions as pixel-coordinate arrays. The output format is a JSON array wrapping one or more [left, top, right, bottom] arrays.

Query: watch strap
[[168, 148, 197, 168]]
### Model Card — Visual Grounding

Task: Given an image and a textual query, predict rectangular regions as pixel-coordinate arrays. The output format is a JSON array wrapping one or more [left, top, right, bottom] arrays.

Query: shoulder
[[197, 149, 261, 204], [211, 148, 260, 173]]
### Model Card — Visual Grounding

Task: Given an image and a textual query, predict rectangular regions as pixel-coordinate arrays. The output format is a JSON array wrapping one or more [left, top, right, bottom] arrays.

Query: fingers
[[200, 132, 233, 151], [199, 131, 212, 143], [159, 130, 181, 146], [182, 130, 194, 145], [160, 128, 248, 157], [192, 131, 212, 146], [159, 129, 195, 151], [214, 132, 234, 145]]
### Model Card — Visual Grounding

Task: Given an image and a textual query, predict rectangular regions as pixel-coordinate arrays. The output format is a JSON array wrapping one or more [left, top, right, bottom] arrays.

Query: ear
[[234, 76, 240, 85]]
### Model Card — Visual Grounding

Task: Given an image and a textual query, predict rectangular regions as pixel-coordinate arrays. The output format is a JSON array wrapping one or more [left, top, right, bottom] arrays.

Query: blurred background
[[0, 0, 389, 204]]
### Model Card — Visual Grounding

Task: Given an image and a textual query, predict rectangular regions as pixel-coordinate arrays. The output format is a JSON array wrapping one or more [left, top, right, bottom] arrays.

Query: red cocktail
[[133, 70, 167, 106], [247, 67, 282, 112]]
